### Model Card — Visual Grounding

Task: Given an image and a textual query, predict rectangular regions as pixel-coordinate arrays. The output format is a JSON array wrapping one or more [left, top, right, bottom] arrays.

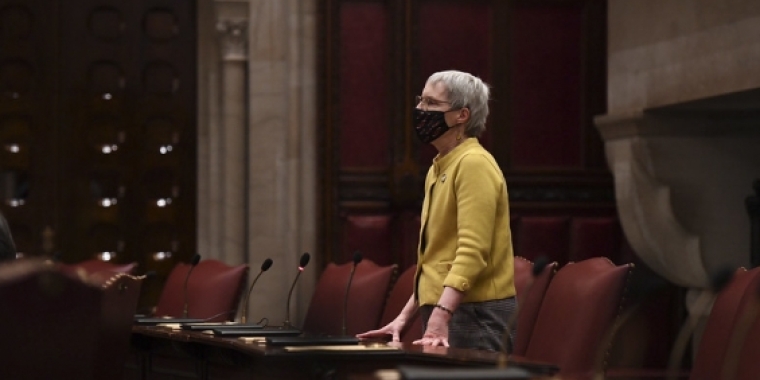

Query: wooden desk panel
[[129, 326, 557, 380]]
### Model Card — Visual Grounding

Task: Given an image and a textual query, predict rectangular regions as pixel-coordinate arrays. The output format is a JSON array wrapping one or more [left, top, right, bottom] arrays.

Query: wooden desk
[[126, 326, 558, 380]]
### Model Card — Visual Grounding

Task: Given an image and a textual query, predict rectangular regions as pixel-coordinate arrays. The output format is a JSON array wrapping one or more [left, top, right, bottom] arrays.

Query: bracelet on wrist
[[434, 303, 454, 316]]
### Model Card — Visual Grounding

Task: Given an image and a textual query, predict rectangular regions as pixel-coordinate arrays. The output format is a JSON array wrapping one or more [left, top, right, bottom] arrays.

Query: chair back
[[380, 264, 422, 344], [736, 285, 760, 380], [303, 259, 397, 335], [523, 257, 632, 379], [513, 257, 558, 355], [59, 259, 138, 276], [0, 260, 142, 380], [691, 267, 760, 380], [93, 272, 143, 379], [154, 259, 248, 322], [513, 256, 534, 303]]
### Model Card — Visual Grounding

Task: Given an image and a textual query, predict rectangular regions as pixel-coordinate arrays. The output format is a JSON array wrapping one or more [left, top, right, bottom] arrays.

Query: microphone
[[342, 251, 363, 335], [497, 256, 550, 368], [283, 252, 310, 329], [241, 258, 273, 324], [182, 254, 202, 318], [665, 266, 734, 380]]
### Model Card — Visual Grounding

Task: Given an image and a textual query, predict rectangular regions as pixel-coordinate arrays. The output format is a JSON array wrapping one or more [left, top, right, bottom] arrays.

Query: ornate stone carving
[[596, 113, 708, 288], [216, 19, 248, 62]]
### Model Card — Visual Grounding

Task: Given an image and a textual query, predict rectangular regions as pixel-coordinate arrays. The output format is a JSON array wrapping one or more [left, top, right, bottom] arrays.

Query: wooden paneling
[[320, 0, 610, 268], [415, 0, 493, 161], [338, 2, 391, 168], [509, 4, 583, 168], [0, 0, 196, 308], [0, 1, 58, 257]]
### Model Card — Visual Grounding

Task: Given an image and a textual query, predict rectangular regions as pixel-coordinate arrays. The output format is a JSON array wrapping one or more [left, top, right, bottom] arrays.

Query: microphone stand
[[283, 270, 303, 329], [182, 254, 202, 318], [241, 258, 273, 324], [342, 251, 363, 336], [284, 253, 310, 329]]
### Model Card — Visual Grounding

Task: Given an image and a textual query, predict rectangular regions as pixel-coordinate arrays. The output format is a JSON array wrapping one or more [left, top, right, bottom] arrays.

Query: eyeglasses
[[415, 95, 451, 110]]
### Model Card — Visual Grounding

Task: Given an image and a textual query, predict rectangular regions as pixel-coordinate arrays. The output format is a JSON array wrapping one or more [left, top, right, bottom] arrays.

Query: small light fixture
[[152, 251, 172, 261], [97, 251, 116, 261], [99, 198, 118, 207], [7, 199, 25, 207]]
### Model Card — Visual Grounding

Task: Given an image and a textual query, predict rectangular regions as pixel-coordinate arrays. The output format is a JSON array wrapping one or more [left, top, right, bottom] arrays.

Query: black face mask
[[413, 108, 451, 144]]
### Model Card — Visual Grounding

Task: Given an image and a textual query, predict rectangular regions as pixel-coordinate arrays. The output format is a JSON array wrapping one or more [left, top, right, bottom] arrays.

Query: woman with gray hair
[[358, 70, 517, 351]]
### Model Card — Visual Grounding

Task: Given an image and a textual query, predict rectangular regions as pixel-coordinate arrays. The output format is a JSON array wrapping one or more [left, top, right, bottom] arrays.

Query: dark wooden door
[[0, 0, 196, 307]]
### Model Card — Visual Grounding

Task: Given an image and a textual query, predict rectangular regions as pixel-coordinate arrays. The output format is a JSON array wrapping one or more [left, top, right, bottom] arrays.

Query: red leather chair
[[379, 264, 422, 344], [606, 266, 760, 380], [655, 266, 760, 380], [513, 256, 534, 301], [59, 259, 138, 276], [519, 257, 632, 380], [154, 259, 248, 322], [513, 256, 558, 356], [303, 259, 397, 336], [0, 259, 142, 380], [735, 282, 760, 380], [686, 267, 758, 380]]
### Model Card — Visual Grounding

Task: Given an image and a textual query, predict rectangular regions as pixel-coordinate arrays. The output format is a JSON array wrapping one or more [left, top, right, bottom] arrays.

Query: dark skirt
[[420, 297, 517, 352]]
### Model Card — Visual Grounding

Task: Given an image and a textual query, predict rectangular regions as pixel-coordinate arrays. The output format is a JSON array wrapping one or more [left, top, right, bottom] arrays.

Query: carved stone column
[[214, 4, 249, 265], [198, 0, 318, 326]]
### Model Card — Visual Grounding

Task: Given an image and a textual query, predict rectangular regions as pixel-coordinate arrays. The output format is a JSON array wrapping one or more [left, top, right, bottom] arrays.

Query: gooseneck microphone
[[342, 251, 363, 336], [283, 252, 310, 328], [241, 258, 273, 324], [182, 254, 202, 318]]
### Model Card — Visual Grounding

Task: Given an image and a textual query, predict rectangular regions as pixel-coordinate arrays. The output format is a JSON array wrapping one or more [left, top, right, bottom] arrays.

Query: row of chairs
[[46, 255, 760, 380], [58, 258, 249, 321], [13, 255, 627, 379], [56, 257, 399, 331], [512, 256, 760, 380], [304, 255, 634, 380]]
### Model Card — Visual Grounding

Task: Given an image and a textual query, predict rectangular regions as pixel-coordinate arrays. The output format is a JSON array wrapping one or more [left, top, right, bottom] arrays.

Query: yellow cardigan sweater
[[415, 138, 516, 306]]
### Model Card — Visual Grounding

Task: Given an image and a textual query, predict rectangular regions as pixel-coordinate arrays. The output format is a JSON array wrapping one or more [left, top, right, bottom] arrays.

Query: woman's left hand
[[413, 310, 450, 347]]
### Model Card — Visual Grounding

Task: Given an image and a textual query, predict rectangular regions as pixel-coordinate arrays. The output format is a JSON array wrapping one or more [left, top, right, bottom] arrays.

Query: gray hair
[[426, 70, 490, 137]]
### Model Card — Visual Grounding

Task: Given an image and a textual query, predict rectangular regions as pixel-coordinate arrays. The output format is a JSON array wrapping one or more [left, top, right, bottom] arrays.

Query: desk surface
[[129, 326, 558, 380]]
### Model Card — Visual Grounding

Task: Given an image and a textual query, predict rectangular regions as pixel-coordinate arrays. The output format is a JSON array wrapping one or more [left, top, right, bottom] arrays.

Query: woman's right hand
[[356, 317, 406, 342]]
